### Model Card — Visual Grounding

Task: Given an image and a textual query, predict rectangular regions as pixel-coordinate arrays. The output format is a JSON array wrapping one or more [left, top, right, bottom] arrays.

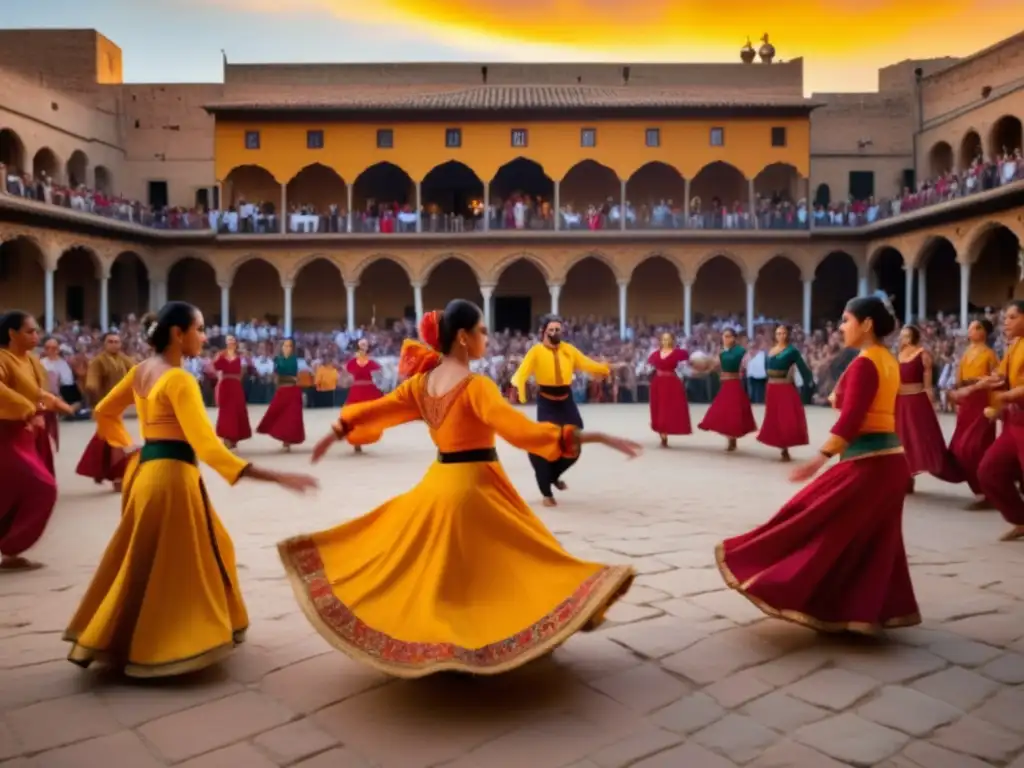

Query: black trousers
[[528, 394, 584, 498]]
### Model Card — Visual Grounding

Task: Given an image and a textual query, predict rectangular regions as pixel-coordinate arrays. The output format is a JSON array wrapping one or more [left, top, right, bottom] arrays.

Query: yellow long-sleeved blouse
[[0, 348, 46, 422], [94, 366, 249, 485], [510, 342, 610, 404], [337, 372, 580, 462]]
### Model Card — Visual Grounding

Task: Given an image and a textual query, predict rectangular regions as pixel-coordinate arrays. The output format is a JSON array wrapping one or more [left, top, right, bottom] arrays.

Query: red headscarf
[[398, 310, 443, 377]]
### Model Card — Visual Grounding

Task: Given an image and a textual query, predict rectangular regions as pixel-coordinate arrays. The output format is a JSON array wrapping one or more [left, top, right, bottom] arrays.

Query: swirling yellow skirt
[[279, 456, 634, 677], [64, 442, 248, 677]]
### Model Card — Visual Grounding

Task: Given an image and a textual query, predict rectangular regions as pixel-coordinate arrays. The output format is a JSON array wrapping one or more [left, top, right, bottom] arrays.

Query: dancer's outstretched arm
[[510, 346, 539, 404], [312, 376, 421, 462], [93, 366, 138, 449]]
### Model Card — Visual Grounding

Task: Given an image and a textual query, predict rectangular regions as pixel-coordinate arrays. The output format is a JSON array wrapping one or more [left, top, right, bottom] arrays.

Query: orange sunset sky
[[7, 0, 1024, 93]]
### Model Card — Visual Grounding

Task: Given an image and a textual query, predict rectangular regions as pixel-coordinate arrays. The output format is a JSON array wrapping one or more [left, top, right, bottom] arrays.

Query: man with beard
[[511, 316, 613, 506]]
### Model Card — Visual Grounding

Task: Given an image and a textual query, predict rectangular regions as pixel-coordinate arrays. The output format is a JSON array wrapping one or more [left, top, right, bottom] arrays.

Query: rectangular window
[[771, 127, 786, 147], [376, 129, 394, 149], [511, 128, 528, 148], [244, 130, 260, 150], [306, 129, 324, 150], [581, 128, 597, 147], [445, 128, 462, 148], [710, 127, 725, 147], [645, 128, 660, 148]]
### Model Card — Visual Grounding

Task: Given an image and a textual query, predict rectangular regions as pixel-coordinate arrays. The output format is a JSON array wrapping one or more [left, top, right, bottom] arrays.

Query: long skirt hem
[[63, 629, 246, 679], [714, 544, 922, 635], [278, 537, 634, 679]]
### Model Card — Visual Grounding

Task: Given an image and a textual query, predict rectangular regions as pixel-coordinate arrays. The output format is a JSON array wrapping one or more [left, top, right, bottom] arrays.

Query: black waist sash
[[538, 385, 572, 399], [437, 448, 498, 464]]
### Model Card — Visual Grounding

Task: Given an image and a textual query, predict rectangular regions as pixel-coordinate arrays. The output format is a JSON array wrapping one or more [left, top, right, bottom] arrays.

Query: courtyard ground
[[1, 403, 1023, 768]]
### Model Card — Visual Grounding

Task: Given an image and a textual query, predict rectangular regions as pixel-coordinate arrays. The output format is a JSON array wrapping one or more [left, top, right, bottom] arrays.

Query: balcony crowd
[[4, 144, 1021, 235], [38, 303, 996, 418]]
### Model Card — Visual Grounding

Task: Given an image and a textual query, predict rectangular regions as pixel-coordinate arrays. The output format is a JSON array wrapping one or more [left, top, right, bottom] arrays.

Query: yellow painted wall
[[215, 116, 811, 185]]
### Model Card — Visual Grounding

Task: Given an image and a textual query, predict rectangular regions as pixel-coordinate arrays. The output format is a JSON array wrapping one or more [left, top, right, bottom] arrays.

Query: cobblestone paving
[[2, 404, 1023, 767]]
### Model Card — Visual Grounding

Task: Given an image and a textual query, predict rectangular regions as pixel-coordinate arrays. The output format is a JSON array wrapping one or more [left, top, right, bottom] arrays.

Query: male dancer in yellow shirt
[[512, 315, 612, 506]]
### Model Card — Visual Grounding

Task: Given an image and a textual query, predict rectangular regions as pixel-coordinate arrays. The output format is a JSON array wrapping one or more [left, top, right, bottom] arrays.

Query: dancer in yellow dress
[[280, 299, 641, 678], [65, 303, 318, 678]]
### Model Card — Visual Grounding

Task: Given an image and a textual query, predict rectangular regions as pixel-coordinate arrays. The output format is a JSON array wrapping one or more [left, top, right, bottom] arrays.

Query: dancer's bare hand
[[596, 434, 643, 459], [311, 432, 338, 464], [789, 455, 826, 483], [275, 472, 320, 494]]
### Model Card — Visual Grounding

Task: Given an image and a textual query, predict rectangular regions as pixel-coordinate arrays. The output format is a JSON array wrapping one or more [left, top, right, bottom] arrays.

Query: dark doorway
[[494, 296, 532, 333], [848, 171, 875, 201], [66, 285, 85, 322], [148, 180, 169, 209], [195, 188, 210, 211]]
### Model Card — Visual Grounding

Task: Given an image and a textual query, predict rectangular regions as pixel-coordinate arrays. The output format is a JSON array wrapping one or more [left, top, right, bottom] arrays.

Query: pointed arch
[[493, 257, 549, 333], [55, 246, 101, 324], [917, 236, 959, 316], [754, 162, 800, 204], [626, 162, 686, 228], [755, 255, 802, 323], [489, 158, 555, 230], [231, 257, 284, 325], [421, 160, 485, 232], [689, 161, 747, 229], [421, 252, 482, 284], [226, 253, 282, 285], [355, 257, 414, 327], [223, 164, 280, 212], [66, 150, 89, 188], [628, 255, 683, 324], [928, 141, 954, 177], [352, 162, 414, 232], [286, 164, 347, 225], [168, 257, 218, 320], [692, 255, 745, 320], [0, 128, 25, 173], [989, 115, 1023, 158], [32, 147, 60, 180], [423, 256, 483, 311], [812, 251, 859, 323], [869, 246, 908, 319], [559, 160, 620, 224], [110, 251, 150, 321], [562, 255, 618, 320], [966, 223, 1021, 306], [960, 130, 982, 171], [492, 252, 552, 283], [0, 236, 45, 318], [94, 165, 113, 195], [294, 256, 346, 331]]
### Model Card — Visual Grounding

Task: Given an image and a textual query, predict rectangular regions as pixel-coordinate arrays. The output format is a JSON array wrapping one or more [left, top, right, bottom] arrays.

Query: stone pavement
[[1, 404, 1023, 768]]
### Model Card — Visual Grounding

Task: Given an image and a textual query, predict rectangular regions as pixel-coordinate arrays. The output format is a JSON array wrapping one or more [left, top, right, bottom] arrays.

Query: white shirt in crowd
[[41, 356, 75, 386]]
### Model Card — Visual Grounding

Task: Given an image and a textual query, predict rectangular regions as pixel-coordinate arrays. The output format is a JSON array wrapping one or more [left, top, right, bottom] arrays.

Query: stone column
[[960, 262, 971, 330], [283, 283, 294, 337], [903, 266, 914, 326], [480, 284, 495, 329], [917, 262, 927, 322], [415, 181, 423, 233], [220, 283, 230, 328], [279, 183, 287, 234], [346, 185, 354, 233], [805, 177, 813, 230], [802, 279, 812, 335], [553, 181, 561, 231], [99, 271, 110, 332], [44, 268, 55, 332], [619, 179, 627, 231], [857, 275, 869, 298], [746, 280, 755, 338], [683, 281, 693, 337], [617, 279, 628, 338], [413, 282, 424, 325], [345, 281, 357, 333], [748, 178, 758, 229], [483, 184, 490, 232], [548, 283, 561, 315], [683, 178, 691, 228]]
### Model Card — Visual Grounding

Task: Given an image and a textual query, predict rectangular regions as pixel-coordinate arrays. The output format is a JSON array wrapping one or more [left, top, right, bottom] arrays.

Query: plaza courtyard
[[1, 403, 1023, 768]]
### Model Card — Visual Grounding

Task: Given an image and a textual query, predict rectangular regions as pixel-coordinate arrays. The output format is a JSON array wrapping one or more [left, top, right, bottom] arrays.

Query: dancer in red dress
[[895, 325, 964, 493], [213, 334, 252, 449], [976, 302, 1024, 542], [76, 332, 134, 491], [947, 320, 999, 509], [343, 339, 383, 454], [647, 332, 691, 447], [0, 311, 74, 571], [756, 325, 813, 461], [699, 328, 757, 451], [717, 296, 920, 634], [256, 338, 305, 451]]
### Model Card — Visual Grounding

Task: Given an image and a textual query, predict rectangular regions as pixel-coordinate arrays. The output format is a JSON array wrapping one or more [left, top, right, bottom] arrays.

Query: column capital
[[547, 282, 564, 291], [479, 283, 496, 293], [617, 278, 630, 288], [217, 281, 231, 291], [683, 280, 695, 289], [344, 280, 360, 291], [281, 281, 295, 291], [411, 281, 425, 290]]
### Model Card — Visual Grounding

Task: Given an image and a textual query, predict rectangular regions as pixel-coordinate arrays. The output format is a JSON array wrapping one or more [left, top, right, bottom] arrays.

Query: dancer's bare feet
[[283, 444, 292, 453], [999, 525, 1024, 542], [554, 480, 568, 491], [966, 498, 993, 511], [0, 556, 43, 572], [907, 477, 915, 495], [112, 479, 122, 493], [781, 448, 791, 462], [659, 434, 668, 448], [354, 445, 362, 454], [727, 438, 737, 452], [542, 497, 557, 507]]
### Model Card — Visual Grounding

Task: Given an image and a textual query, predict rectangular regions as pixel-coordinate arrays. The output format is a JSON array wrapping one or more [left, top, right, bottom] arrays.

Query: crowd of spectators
[[37, 305, 995, 415], [5, 146, 1020, 235]]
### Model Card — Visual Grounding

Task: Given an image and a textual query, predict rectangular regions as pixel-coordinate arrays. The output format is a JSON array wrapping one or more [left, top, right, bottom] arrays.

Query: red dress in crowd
[[76, 429, 127, 487], [344, 357, 383, 405], [717, 346, 920, 633], [894, 350, 963, 483], [213, 354, 252, 445], [978, 339, 1024, 530], [0, 350, 58, 564], [948, 345, 999, 495], [257, 355, 305, 446], [699, 345, 757, 439], [647, 348, 692, 436], [756, 345, 812, 451]]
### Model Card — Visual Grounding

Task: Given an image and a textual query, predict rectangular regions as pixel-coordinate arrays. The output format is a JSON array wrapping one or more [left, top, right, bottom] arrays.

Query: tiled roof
[[205, 85, 816, 112]]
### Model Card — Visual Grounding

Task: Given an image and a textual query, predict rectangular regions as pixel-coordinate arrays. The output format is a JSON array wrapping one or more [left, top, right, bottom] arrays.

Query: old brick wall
[[920, 32, 1024, 123], [0, 30, 104, 94]]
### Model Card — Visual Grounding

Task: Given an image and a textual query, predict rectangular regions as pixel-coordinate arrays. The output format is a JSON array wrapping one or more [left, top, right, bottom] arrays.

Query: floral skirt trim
[[714, 543, 921, 635], [278, 536, 635, 678], [62, 628, 247, 679]]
